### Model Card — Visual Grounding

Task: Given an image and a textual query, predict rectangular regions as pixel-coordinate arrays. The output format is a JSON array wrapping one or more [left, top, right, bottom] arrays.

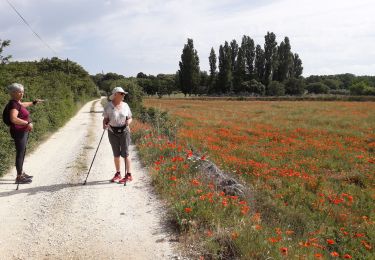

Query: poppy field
[[133, 99, 374, 259]]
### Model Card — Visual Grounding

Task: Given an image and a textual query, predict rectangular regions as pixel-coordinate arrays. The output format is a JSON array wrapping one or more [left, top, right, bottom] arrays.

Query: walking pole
[[83, 129, 106, 185], [124, 117, 128, 186], [16, 132, 29, 191]]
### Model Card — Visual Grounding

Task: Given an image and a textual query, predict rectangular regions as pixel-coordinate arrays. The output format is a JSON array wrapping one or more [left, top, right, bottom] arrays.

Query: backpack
[[2, 101, 20, 126]]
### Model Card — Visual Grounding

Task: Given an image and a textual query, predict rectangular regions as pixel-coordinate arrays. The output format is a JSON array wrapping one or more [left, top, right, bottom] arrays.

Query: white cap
[[109, 86, 128, 100], [8, 83, 24, 93]]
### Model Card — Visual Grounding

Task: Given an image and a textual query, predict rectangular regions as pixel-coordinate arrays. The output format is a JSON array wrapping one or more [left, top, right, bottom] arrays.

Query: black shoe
[[22, 172, 33, 179], [15, 175, 32, 184]]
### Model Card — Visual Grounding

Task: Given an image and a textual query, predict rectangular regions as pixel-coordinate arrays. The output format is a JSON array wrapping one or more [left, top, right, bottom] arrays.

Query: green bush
[[306, 82, 329, 94], [350, 81, 375, 95], [267, 81, 285, 96], [241, 79, 266, 96], [284, 78, 306, 95], [0, 58, 99, 177]]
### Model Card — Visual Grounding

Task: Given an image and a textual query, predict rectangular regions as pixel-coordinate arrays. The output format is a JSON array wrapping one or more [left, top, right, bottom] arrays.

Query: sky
[[0, 0, 374, 77]]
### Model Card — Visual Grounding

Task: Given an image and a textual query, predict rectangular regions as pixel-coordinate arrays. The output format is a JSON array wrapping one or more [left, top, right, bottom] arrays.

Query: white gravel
[[0, 99, 180, 260]]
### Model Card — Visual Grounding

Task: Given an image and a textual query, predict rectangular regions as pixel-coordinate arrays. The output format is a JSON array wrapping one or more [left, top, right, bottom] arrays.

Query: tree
[[233, 47, 246, 93], [264, 32, 278, 86], [350, 81, 375, 95], [285, 78, 306, 95], [136, 72, 148, 79], [217, 42, 232, 93], [290, 53, 303, 78], [275, 37, 292, 82], [306, 82, 329, 94], [323, 78, 340, 90], [198, 71, 209, 95], [267, 81, 285, 96], [241, 35, 255, 80], [254, 44, 265, 83], [208, 47, 217, 93], [178, 38, 200, 96], [0, 39, 12, 65], [230, 40, 239, 74]]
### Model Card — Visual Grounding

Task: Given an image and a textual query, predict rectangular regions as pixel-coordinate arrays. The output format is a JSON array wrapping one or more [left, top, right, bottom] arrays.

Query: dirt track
[[0, 99, 180, 260]]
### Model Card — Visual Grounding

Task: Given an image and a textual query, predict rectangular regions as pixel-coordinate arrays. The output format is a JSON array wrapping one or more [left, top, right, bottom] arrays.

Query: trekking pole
[[124, 153, 127, 186], [124, 116, 128, 186], [83, 129, 106, 185], [16, 132, 30, 191]]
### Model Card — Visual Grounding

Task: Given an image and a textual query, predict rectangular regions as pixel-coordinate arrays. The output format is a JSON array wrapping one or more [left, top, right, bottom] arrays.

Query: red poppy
[[343, 254, 352, 259], [330, 252, 339, 257], [361, 240, 372, 250], [191, 179, 200, 186], [279, 247, 288, 256], [314, 253, 323, 258], [327, 239, 335, 245], [184, 207, 192, 213], [231, 232, 239, 240], [268, 237, 281, 243], [169, 176, 177, 181]]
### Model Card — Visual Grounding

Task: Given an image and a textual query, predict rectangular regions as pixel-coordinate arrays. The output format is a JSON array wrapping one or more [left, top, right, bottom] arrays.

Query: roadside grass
[[132, 100, 374, 259]]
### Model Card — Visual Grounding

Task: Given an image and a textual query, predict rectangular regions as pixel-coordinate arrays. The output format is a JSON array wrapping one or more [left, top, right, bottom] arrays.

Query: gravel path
[[0, 99, 180, 260]]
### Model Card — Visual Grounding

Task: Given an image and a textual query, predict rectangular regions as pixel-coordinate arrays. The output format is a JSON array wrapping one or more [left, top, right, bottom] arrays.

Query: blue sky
[[0, 0, 374, 77]]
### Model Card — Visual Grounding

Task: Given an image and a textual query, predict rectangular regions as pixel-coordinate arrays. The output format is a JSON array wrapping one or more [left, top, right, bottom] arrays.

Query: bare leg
[[125, 155, 131, 173], [114, 156, 121, 172]]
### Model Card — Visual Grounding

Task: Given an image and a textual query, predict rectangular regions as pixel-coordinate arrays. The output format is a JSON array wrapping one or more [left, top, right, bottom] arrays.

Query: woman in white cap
[[102, 86, 133, 184], [6, 83, 43, 184]]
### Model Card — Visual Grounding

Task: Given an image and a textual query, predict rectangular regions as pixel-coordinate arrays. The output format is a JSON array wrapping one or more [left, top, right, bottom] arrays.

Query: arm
[[10, 109, 33, 131], [103, 117, 109, 129], [21, 99, 44, 108], [10, 109, 29, 126]]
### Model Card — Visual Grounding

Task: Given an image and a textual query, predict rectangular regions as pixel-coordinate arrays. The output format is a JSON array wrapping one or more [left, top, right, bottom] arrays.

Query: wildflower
[[280, 247, 288, 256], [285, 230, 294, 235], [330, 252, 339, 257], [268, 237, 281, 243], [191, 179, 200, 186], [186, 150, 193, 158], [314, 253, 323, 258], [255, 225, 262, 230], [361, 240, 372, 250], [343, 254, 352, 259], [241, 205, 250, 215], [231, 232, 239, 240], [184, 207, 192, 213], [327, 239, 335, 245]]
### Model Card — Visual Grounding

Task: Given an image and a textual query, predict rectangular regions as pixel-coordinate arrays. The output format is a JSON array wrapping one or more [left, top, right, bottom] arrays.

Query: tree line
[[178, 32, 304, 96]]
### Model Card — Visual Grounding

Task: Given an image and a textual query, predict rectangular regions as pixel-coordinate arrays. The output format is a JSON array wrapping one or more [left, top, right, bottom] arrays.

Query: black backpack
[[2, 101, 20, 126]]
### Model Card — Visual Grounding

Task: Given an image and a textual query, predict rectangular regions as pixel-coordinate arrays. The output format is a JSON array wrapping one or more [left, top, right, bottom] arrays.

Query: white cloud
[[1, 0, 374, 76]]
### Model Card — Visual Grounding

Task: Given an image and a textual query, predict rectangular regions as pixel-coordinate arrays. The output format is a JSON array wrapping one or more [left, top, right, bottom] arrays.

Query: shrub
[[267, 81, 285, 96], [306, 82, 329, 94], [284, 78, 306, 95], [241, 80, 266, 96], [350, 81, 375, 96]]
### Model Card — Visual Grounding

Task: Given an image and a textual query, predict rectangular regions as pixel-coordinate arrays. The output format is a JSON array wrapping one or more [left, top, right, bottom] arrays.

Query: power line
[[6, 0, 58, 56]]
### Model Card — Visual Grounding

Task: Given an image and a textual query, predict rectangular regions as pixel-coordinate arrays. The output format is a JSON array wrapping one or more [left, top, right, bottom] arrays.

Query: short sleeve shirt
[[103, 101, 132, 127], [9, 100, 30, 132]]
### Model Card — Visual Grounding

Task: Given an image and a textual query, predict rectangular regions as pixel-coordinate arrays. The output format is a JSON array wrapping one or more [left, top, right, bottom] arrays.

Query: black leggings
[[11, 131, 29, 176]]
